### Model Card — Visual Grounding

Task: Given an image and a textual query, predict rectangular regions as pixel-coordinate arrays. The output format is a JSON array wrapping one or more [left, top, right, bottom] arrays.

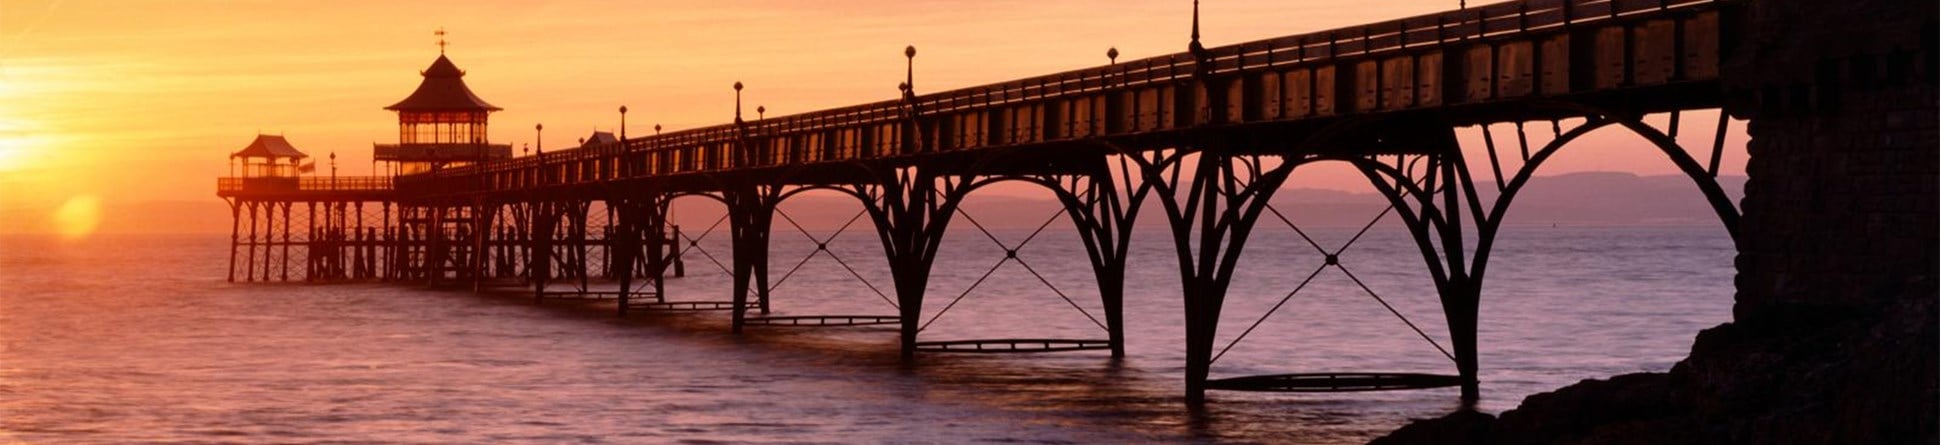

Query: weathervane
[[435, 27, 448, 54]]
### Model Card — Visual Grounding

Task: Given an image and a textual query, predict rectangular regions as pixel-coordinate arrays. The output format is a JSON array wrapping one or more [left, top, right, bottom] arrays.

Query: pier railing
[[403, 0, 1722, 194], [218, 176, 394, 197]]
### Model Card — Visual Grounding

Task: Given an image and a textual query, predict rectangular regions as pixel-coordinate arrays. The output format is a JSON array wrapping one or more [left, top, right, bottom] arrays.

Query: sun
[[0, 142, 26, 172], [53, 195, 101, 241]]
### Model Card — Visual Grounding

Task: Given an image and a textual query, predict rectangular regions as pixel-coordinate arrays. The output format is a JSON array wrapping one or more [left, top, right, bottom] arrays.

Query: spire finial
[[1188, 0, 1207, 57], [1179, 0, 1195, 44], [435, 27, 448, 54]]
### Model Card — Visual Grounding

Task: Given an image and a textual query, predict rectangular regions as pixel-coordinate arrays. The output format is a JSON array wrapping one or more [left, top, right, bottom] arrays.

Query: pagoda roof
[[230, 134, 308, 160], [385, 55, 502, 112]]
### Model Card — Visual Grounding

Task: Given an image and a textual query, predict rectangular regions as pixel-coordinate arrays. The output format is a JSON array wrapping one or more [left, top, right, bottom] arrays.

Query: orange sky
[[0, 0, 1744, 235]]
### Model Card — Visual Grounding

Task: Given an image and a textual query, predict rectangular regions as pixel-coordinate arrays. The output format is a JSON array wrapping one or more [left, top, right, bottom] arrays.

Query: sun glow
[[0, 136, 36, 172], [53, 195, 101, 241]]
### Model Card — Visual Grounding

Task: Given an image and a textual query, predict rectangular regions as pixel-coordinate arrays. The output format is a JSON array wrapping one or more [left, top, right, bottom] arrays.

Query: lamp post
[[535, 123, 544, 156], [619, 106, 629, 142], [757, 105, 765, 121], [904, 45, 917, 95], [1107, 47, 1120, 89], [733, 82, 744, 125], [329, 151, 337, 188]]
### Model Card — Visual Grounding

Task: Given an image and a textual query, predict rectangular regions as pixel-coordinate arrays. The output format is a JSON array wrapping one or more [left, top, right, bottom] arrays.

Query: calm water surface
[[0, 225, 1733, 443]]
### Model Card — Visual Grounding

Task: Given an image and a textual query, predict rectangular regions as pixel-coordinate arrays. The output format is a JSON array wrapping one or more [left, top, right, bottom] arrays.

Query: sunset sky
[[0, 0, 1744, 235]]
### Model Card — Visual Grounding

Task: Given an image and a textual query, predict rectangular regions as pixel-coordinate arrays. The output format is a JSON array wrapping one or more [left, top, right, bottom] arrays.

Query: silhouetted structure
[[216, 0, 1935, 409]]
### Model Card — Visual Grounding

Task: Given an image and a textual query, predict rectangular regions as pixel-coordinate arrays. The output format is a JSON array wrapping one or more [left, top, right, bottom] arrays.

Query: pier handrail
[[218, 176, 394, 194]]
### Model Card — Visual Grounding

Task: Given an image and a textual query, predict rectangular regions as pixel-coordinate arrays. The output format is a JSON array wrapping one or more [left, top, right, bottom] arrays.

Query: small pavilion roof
[[582, 131, 619, 147], [385, 55, 502, 112], [230, 134, 308, 160]]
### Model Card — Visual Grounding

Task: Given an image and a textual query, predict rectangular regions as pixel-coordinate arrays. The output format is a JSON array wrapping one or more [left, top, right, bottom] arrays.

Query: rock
[[1370, 290, 1933, 445]]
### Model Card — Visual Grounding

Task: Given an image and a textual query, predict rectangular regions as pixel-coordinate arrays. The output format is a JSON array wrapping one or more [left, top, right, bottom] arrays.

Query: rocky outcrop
[[1374, 289, 1935, 445]]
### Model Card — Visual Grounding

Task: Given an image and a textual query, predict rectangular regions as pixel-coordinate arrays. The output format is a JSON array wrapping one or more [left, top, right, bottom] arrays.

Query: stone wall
[[1728, 0, 1938, 326]]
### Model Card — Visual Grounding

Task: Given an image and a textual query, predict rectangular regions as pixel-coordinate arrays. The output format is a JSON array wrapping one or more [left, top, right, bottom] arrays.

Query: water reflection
[[0, 228, 1733, 443]]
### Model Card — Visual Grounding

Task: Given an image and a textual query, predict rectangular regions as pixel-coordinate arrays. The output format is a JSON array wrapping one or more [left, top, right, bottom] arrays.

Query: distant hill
[[1264, 171, 1746, 228]]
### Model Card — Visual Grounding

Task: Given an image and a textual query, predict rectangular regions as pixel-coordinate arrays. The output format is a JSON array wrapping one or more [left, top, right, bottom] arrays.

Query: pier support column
[[858, 167, 967, 359], [724, 183, 781, 333], [226, 199, 241, 283], [567, 201, 591, 293], [470, 201, 494, 292], [610, 194, 665, 316], [245, 200, 260, 282], [610, 198, 638, 316], [280, 202, 292, 282], [531, 201, 558, 303], [644, 197, 671, 304], [1136, 147, 1295, 403], [1045, 156, 1153, 358]]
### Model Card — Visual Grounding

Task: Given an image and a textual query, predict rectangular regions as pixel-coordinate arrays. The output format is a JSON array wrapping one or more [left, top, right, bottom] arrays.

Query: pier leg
[[471, 202, 492, 292], [859, 168, 966, 359], [246, 201, 259, 282], [725, 185, 781, 333], [531, 202, 556, 303], [381, 202, 392, 281], [1050, 157, 1152, 359], [354, 202, 365, 280], [612, 202, 633, 316], [281, 202, 292, 282], [670, 225, 685, 278], [227, 200, 240, 283], [264, 201, 278, 281], [647, 199, 671, 303], [570, 201, 590, 294], [306, 202, 317, 282], [1136, 148, 1294, 403]]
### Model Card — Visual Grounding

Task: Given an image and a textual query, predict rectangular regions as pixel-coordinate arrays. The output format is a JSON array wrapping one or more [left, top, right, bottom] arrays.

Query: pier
[[214, 0, 1934, 406]]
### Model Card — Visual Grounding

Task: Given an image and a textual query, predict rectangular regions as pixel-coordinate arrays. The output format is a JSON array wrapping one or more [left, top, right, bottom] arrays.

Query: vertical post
[[532, 202, 552, 303], [1435, 152, 1480, 405], [381, 202, 392, 280], [306, 202, 317, 281], [645, 197, 670, 304], [354, 202, 366, 279], [227, 200, 241, 283], [726, 186, 778, 333], [245, 201, 259, 282], [472, 201, 492, 292], [262, 201, 276, 281], [614, 199, 637, 316], [671, 224, 686, 278], [281, 202, 292, 282], [573, 202, 590, 294]]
